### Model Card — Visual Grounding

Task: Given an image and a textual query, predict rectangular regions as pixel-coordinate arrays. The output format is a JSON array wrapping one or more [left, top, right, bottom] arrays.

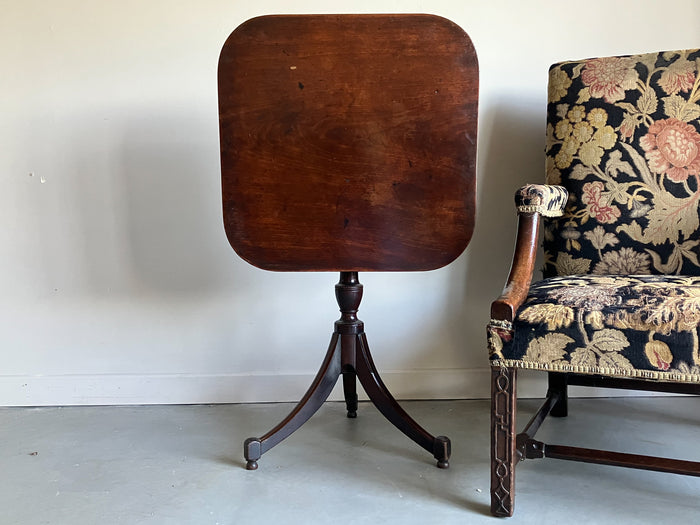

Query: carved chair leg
[[548, 372, 568, 418], [491, 366, 517, 517]]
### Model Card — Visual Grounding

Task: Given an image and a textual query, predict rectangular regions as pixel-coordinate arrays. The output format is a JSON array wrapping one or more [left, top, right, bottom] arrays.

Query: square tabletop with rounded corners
[[218, 14, 478, 271]]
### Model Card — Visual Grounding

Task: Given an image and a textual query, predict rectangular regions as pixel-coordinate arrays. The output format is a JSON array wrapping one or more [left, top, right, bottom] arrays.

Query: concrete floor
[[0, 397, 698, 524]]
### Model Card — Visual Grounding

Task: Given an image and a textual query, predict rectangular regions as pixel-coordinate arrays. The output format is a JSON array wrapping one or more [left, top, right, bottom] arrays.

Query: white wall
[[2, 1, 699, 406]]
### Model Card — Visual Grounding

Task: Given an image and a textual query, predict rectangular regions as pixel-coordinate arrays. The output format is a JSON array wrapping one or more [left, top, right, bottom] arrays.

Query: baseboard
[[0, 368, 672, 406]]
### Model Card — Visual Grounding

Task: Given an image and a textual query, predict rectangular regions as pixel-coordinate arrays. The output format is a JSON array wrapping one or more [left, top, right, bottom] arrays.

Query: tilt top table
[[218, 14, 478, 470]]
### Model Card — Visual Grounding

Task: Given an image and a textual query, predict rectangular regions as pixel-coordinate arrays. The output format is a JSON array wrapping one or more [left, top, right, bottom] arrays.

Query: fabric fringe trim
[[517, 205, 564, 217], [490, 359, 700, 384], [488, 318, 514, 331]]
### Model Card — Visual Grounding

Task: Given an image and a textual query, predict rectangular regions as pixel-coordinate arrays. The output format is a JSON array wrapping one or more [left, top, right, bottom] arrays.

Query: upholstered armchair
[[488, 48, 700, 517]]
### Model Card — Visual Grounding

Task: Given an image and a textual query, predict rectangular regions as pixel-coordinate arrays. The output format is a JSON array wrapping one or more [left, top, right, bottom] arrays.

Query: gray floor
[[1, 397, 698, 524]]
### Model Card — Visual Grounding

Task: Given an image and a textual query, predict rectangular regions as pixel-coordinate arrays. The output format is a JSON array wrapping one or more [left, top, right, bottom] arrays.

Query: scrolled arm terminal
[[514, 184, 568, 217]]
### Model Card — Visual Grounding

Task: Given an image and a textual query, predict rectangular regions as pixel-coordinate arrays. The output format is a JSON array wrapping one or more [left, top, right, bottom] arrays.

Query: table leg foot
[[244, 437, 262, 470], [434, 435, 451, 469]]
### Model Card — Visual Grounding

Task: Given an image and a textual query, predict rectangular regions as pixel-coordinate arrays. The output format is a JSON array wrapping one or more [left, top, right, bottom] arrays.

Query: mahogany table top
[[218, 14, 478, 271]]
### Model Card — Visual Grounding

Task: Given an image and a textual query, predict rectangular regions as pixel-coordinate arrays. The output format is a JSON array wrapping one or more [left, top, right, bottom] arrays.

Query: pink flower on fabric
[[658, 59, 696, 95], [581, 57, 639, 103], [640, 118, 700, 183], [581, 181, 621, 223]]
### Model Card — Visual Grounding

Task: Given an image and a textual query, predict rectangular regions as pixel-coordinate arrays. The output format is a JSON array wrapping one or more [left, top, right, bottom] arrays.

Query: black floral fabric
[[542, 49, 700, 278], [489, 275, 700, 382]]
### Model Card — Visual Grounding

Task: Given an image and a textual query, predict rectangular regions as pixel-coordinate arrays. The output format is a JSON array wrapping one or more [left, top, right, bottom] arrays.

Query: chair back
[[542, 49, 700, 277]]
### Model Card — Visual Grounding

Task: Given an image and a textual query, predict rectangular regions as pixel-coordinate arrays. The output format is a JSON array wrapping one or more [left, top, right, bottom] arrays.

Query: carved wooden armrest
[[490, 184, 568, 322]]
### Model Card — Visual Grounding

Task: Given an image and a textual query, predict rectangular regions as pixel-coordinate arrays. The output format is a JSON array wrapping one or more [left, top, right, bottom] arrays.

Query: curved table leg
[[354, 333, 451, 468], [342, 368, 358, 418], [244, 333, 342, 470]]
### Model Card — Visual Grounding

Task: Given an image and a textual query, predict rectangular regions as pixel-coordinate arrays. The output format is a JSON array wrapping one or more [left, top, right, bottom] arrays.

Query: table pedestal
[[244, 271, 451, 470]]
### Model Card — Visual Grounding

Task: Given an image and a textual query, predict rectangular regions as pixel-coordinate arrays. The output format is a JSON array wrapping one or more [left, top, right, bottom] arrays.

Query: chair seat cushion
[[489, 274, 700, 383]]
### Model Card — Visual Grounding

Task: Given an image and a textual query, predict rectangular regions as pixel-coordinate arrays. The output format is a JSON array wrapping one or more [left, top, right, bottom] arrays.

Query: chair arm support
[[490, 184, 568, 322], [490, 212, 540, 322]]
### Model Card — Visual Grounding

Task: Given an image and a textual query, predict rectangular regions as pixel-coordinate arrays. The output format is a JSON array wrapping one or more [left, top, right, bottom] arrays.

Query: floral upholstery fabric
[[542, 49, 700, 278], [515, 184, 569, 216], [490, 49, 700, 384], [489, 274, 700, 383]]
